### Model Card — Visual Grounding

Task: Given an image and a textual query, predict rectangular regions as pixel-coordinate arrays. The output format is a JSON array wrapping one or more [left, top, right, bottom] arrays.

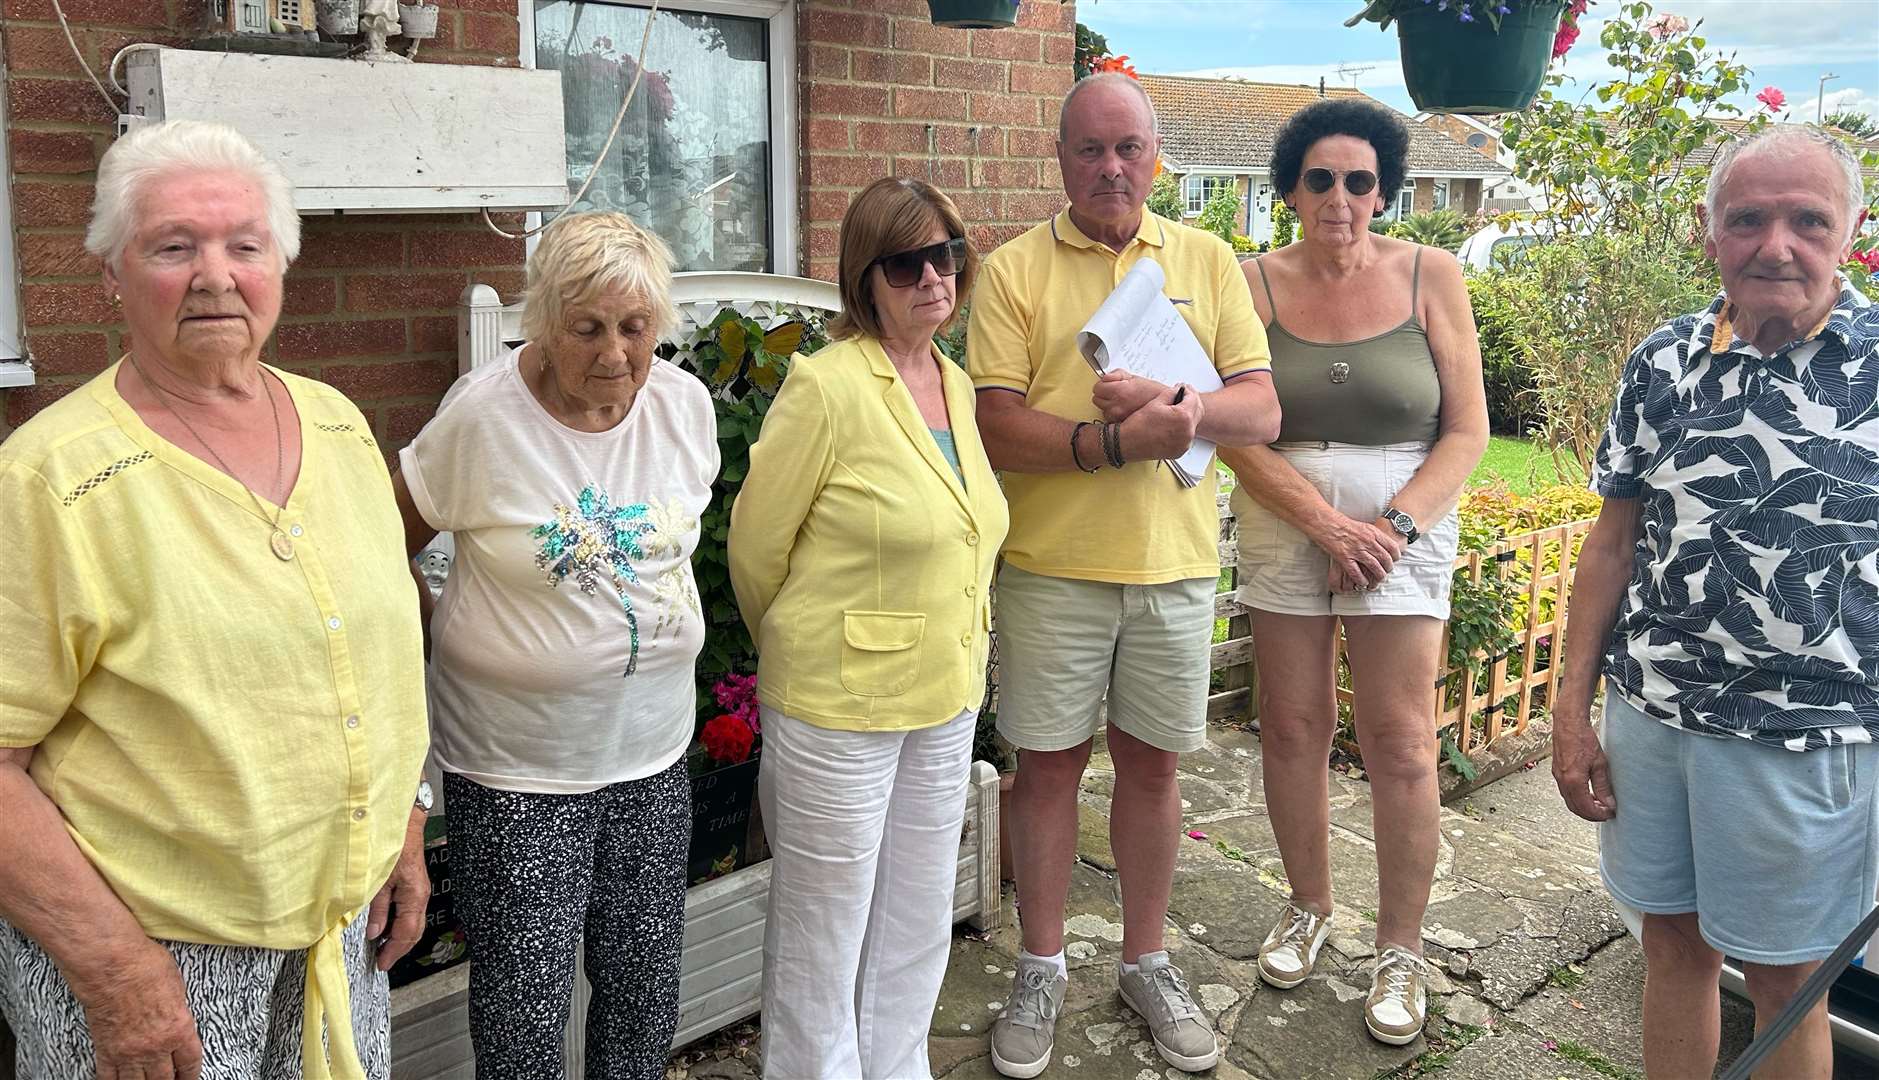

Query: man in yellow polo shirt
[[970, 73, 1278, 1078]]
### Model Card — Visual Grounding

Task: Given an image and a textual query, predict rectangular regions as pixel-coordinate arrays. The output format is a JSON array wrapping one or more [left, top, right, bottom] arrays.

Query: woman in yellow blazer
[[730, 177, 1008, 1080]]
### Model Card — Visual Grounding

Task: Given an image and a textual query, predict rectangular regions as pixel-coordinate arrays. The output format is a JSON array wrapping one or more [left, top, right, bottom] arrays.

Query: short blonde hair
[[86, 119, 301, 272], [521, 211, 676, 343], [829, 178, 978, 342]]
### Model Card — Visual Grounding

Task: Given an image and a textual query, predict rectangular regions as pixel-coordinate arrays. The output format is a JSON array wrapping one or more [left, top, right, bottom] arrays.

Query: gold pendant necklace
[[129, 355, 295, 561]]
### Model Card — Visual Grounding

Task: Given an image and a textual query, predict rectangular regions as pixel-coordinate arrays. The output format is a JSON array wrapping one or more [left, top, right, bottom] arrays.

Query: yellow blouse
[[0, 362, 429, 1080]]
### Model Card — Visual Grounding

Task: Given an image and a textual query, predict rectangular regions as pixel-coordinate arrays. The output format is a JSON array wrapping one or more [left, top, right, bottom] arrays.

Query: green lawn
[[1470, 435, 1582, 494]]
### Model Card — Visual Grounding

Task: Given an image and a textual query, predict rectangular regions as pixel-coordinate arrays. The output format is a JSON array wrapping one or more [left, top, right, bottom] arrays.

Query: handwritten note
[[1075, 258, 1222, 486]]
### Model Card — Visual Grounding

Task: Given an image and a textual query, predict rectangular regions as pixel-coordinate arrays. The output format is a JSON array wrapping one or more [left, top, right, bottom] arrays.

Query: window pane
[[1432, 181, 1449, 211], [536, 2, 772, 272]]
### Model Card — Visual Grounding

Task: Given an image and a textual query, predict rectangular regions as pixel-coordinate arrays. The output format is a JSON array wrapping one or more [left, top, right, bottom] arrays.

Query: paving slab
[[1227, 973, 1423, 1080]]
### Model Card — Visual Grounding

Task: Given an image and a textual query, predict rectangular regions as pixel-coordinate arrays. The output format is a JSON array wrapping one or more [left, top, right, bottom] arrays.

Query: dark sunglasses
[[1301, 168, 1379, 196], [871, 236, 968, 288]]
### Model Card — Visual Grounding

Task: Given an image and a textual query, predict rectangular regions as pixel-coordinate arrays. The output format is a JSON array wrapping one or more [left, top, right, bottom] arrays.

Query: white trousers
[[758, 705, 976, 1080]]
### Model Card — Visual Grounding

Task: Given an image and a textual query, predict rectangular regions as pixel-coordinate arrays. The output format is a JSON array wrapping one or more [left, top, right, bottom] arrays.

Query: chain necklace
[[128, 355, 296, 561]]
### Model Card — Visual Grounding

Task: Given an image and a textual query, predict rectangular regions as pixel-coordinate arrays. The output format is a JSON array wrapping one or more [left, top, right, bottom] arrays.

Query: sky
[[1078, 0, 1879, 125]]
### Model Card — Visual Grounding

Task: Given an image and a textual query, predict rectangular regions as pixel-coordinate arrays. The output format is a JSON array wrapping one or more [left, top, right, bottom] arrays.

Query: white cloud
[[1792, 86, 1879, 125]]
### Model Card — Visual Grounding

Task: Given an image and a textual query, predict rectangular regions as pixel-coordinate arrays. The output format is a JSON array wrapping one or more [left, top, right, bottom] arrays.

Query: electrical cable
[[108, 42, 165, 97], [480, 0, 659, 240], [49, 0, 120, 109]]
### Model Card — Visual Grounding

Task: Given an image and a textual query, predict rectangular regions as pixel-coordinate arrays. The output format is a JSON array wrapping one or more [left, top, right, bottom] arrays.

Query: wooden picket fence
[[1209, 494, 1596, 758]]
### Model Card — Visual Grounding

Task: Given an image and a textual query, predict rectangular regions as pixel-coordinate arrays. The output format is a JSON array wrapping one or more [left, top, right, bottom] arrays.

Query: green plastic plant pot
[[927, 0, 1019, 29], [1396, 0, 1562, 114]]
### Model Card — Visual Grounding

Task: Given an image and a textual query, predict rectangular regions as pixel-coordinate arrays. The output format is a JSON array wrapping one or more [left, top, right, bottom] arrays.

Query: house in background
[[1138, 74, 1510, 245], [1414, 112, 1545, 212]]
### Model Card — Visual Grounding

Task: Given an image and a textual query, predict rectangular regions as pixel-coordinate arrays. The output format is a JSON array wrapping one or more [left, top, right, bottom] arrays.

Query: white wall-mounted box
[[124, 49, 569, 215]]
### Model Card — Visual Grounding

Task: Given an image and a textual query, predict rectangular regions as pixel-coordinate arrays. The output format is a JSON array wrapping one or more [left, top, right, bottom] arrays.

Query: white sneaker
[[1365, 945, 1432, 1045], [1257, 901, 1331, 989]]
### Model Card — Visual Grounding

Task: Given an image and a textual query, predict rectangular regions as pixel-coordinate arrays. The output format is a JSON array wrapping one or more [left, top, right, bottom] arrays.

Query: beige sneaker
[[1365, 945, 1432, 1045], [990, 955, 1067, 1078], [1117, 951, 1219, 1072], [1257, 901, 1332, 989]]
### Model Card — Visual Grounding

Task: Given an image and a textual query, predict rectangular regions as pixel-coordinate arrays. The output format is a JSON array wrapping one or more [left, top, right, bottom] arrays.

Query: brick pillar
[[795, 0, 1077, 281]]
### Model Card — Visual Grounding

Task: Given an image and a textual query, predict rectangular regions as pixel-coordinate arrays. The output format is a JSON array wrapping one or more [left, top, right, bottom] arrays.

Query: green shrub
[[1390, 209, 1467, 251], [1466, 272, 1540, 436], [1195, 184, 1243, 243], [1271, 201, 1298, 247], [1493, 232, 1714, 480], [1229, 234, 1264, 255], [1146, 171, 1184, 221]]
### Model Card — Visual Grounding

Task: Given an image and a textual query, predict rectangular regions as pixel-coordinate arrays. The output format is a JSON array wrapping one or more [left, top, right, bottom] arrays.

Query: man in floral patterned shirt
[[1552, 128, 1876, 1080]]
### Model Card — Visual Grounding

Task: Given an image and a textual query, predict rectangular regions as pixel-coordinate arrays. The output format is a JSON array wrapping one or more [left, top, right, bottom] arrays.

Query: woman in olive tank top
[[1215, 99, 1489, 1050]]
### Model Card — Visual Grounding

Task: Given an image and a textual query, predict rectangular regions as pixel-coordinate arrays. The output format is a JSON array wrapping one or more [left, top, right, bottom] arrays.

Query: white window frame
[[1432, 180, 1450, 212], [1183, 173, 1234, 217], [0, 55, 29, 383], [517, 0, 797, 274], [1387, 180, 1415, 221]]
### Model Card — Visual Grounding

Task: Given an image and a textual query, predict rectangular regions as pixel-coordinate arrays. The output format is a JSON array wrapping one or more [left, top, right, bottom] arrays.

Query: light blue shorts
[[1598, 682, 1879, 966]]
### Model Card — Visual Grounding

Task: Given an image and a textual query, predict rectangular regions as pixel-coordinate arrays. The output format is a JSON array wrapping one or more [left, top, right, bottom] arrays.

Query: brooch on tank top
[[1329, 362, 1351, 384]]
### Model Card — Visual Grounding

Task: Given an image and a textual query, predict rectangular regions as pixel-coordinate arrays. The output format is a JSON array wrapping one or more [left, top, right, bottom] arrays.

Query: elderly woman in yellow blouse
[[0, 121, 428, 1080], [729, 176, 1009, 1080]]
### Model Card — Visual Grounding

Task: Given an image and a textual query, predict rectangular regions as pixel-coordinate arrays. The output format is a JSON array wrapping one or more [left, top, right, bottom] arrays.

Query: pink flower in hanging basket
[[1756, 85, 1787, 112], [1550, 20, 1580, 57]]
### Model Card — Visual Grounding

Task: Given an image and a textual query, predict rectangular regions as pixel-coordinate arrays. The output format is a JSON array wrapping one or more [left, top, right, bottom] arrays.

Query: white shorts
[[1230, 441, 1458, 619]]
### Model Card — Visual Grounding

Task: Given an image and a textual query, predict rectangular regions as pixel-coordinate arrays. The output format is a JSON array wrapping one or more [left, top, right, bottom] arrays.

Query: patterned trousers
[[0, 910, 389, 1080], [444, 759, 690, 1080]]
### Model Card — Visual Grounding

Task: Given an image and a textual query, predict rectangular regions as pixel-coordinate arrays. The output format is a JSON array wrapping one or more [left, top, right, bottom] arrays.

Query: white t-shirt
[[399, 348, 718, 793]]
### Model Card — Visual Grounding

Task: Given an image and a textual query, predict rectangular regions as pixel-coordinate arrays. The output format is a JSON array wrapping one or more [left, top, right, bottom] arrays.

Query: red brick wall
[[0, 0, 527, 442], [795, 0, 1077, 281]]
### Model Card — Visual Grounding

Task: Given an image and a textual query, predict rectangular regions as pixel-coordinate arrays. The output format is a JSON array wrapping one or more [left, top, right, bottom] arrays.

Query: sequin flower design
[[532, 484, 654, 676]]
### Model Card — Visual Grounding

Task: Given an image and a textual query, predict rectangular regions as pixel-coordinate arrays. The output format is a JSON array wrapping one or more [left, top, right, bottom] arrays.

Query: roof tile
[[1139, 73, 1510, 177]]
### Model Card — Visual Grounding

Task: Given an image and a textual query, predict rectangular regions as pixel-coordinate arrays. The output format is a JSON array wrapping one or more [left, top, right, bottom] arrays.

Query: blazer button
[[966, 531, 979, 546], [960, 634, 971, 647], [965, 584, 976, 597]]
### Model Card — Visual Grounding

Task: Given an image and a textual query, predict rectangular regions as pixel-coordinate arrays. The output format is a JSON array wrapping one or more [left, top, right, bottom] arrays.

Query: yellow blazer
[[729, 334, 1009, 731]]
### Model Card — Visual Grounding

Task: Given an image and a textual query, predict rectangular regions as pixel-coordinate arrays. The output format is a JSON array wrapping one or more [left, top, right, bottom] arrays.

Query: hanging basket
[[928, 0, 1020, 29], [1397, 0, 1562, 114]]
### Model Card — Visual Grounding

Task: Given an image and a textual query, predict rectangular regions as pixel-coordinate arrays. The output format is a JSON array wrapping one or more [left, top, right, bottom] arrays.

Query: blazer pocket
[[840, 611, 926, 697]]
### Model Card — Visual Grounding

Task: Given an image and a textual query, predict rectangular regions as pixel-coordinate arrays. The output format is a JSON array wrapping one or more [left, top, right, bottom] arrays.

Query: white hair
[[1704, 126, 1865, 242], [1058, 72, 1160, 142], [85, 120, 301, 271]]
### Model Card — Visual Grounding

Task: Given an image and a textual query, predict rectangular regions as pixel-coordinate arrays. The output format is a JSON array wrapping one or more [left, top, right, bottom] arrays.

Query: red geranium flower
[[1852, 247, 1879, 273], [1093, 54, 1139, 80], [701, 713, 755, 765], [1756, 86, 1786, 112]]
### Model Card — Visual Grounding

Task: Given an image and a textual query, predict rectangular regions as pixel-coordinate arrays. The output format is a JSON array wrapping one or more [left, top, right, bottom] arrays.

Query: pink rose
[[1756, 86, 1786, 112], [1645, 12, 1688, 38]]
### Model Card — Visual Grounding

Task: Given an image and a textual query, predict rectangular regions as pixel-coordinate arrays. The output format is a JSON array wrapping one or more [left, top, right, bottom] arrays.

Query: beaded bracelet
[[1070, 421, 1100, 473]]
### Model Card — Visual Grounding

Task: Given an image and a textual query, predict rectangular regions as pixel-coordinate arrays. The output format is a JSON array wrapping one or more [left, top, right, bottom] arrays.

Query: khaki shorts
[[993, 563, 1215, 754]]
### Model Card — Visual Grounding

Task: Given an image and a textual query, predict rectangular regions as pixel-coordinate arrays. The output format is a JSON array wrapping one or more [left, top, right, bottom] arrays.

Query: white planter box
[[389, 761, 1002, 1079]]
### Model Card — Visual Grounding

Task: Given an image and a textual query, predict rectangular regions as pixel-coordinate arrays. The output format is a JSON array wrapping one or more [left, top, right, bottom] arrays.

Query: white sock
[[1022, 948, 1067, 978], [1122, 949, 1168, 976]]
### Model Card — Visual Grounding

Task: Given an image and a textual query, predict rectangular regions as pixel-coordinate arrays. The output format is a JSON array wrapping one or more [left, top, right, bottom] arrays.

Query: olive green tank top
[[1255, 251, 1442, 446]]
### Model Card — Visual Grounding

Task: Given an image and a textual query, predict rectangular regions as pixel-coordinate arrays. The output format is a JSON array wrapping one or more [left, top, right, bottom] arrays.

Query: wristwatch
[[414, 780, 434, 813], [1382, 507, 1421, 545]]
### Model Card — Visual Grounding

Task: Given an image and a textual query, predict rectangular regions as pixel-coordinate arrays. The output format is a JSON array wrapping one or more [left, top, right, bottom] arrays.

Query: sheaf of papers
[[1074, 258, 1223, 487]]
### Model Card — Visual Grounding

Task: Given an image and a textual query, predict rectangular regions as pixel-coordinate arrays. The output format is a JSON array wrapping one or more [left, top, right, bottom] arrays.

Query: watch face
[[416, 780, 434, 810]]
